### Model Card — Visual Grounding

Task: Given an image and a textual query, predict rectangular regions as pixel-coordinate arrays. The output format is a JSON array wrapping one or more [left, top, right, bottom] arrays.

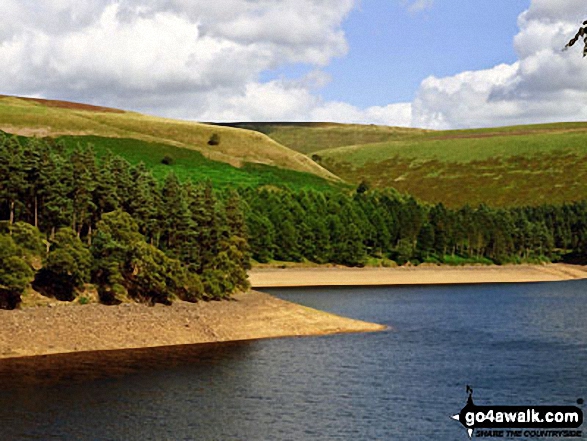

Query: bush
[[441, 254, 493, 266], [161, 154, 174, 165], [201, 269, 228, 300], [208, 133, 221, 146]]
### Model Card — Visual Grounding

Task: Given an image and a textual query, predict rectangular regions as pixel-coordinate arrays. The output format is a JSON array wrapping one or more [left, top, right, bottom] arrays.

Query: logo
[[451, 386, 584, 439]]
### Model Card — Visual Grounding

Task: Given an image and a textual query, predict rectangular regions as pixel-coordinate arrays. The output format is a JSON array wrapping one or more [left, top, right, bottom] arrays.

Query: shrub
[[161, 154, 174, 165], [208, 133, 221, 146]]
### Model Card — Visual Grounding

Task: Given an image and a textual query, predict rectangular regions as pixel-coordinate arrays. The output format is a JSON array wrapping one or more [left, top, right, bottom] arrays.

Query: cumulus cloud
[[412, 0, 587, 129], [2, 0, 582, 130], [1, 1, 398, 123]]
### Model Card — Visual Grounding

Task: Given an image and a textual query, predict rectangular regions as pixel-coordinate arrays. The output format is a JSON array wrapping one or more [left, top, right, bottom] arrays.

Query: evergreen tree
[[33, 228, 92, 301], [0, 234, 34, 309]]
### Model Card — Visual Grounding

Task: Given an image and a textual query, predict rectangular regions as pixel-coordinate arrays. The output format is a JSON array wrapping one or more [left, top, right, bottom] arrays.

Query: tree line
[[241, 187, 587, 267], [2, 133, 587, 309], [0, 134, 249, 309]]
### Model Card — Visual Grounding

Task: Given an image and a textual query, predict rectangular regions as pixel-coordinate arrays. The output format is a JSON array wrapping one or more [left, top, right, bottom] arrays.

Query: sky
[[0, 0, 586, 129]]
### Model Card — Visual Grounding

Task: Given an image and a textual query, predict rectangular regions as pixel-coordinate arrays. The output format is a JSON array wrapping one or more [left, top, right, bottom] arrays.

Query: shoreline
[[3, 263, 586, 361], [249, 263, 587, 287], [0, 290, 385, 361]]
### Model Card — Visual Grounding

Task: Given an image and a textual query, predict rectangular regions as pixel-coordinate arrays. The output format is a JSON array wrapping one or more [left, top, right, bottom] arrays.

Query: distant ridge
[[0, 94, 125, 113]]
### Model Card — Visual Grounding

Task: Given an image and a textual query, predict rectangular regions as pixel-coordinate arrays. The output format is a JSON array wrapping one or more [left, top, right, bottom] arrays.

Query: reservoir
[[1, 280, 586, 440]]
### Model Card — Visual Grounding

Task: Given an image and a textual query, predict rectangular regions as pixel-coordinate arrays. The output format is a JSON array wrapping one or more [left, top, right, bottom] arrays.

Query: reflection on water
[[0, 341, 255, 388], [1, 280, 586, 440]]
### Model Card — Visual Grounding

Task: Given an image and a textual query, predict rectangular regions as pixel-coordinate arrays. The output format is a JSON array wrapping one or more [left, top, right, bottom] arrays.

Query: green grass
[[311, 123, 587, 207], [57, 135, 340, 191], [218, 121, 587, 207], [215, 122, 431, 154], [0, 96, 338, 181], [318, 129, 587, 165], [5, 95, 587, 207]]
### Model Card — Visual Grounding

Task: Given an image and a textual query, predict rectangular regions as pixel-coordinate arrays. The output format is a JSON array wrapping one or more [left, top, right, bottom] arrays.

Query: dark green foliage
[[33, 228, 92, 301], [0, 134, 251, 307], [247, 213, 275, 263], [356, 180, 370, 194], [241, 187, 585, 267], [126, 241, 203, 305], [3, 132, 587, 310], [208, 133, 221, 146], [161, 154, 174, 165], [91, 210, 214, 304], [0, 234, 34, 309], [10, 221, 46, 267]]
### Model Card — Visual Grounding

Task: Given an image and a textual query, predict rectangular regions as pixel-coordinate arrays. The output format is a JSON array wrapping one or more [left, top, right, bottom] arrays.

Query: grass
[[0, 96, 338, 181], [216, 122, 431, 154], [218, 121, 587, 207], [289, 122, 587, 207], [57, 135, 340, 191], [317, 129, 587, 165], [5, 95, 587, 207]]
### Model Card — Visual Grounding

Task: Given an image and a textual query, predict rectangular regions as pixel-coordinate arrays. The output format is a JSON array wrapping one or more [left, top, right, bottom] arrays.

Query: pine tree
[[0, 135, 27, 224], [0, 233, 34, 309], [33, 228, 92, 300]]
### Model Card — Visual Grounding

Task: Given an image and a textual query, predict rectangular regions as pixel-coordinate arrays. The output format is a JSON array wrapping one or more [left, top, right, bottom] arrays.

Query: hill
[[0, 95, 340, 190], [224, 121, 587, 207], [214, 122, 431, 155], [4, 96, 587, 206]]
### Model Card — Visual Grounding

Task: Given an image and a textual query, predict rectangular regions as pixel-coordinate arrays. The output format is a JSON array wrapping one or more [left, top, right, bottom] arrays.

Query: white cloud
[[2, 0, 583, 130], [195, 76, 413, 127], [0, 1, 366, 121], [402, 0, 434, 14], [412, 0, 587, 129]]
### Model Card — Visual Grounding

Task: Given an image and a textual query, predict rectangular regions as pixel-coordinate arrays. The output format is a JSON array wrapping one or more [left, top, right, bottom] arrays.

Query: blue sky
[[322, 0, 531, 106], [1, 0, 586, 129], [262, 0, 531, 107]]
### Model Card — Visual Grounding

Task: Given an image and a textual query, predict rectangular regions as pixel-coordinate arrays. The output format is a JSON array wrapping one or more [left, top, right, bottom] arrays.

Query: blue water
[[0, 280, 586, 440]]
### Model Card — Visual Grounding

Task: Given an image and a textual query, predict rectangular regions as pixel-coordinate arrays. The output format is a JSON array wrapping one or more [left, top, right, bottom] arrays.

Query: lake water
[[1, 281, 586, 440]]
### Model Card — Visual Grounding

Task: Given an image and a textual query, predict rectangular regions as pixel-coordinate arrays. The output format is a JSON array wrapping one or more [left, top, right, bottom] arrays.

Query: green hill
[[4, 96, 587, 206], [0, 95, 340, 190], [225, 121, 587, 207], [215, 122, 431, 154]]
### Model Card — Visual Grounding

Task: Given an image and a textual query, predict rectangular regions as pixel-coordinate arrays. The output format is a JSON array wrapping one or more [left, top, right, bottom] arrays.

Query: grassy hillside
[[216, 122, 430, 154], [55, 135, 338, 191], [4, 95, 587, 207], [227, 121, 587, 207], [315, 123, 587, 207], [0, 95, 339, 183]]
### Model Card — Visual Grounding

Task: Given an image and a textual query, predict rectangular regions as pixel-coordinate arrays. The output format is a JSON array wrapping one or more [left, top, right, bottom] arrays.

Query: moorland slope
[[226, 121, 587, 207], [0, 95, 340, 189]]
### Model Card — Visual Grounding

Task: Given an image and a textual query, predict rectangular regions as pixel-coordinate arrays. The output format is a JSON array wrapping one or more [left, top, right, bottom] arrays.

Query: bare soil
[[0, 291, 385, 360], [249, 263, 587, 287]]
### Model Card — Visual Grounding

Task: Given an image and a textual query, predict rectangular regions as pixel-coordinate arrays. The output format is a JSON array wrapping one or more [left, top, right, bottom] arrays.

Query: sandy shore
[[3, 263, 585, 361], [0, 291, 385, 360], [249, 263, 587, 287]]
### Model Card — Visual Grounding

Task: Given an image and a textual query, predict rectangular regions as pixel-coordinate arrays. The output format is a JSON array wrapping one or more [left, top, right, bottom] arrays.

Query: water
[[1, 280, 586, 440]]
